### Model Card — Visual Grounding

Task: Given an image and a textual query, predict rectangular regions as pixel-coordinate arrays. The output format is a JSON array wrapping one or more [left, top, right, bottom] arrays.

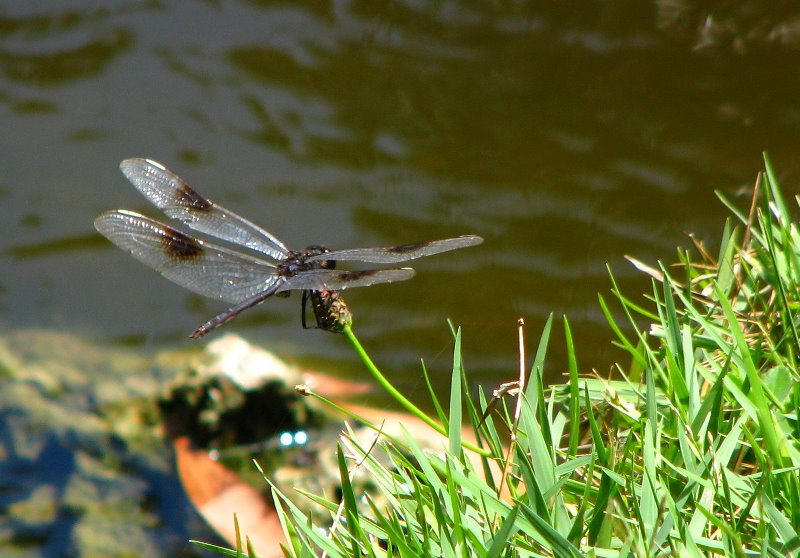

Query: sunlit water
[[2, 1, 799, 396]]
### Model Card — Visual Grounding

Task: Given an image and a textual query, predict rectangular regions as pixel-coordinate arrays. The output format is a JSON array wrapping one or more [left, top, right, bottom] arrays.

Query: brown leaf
[[173, 436, 284, 556]]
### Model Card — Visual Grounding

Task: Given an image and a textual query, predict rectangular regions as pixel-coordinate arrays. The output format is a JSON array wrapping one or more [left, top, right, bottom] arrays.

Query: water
[[2, 1, 798, 393]]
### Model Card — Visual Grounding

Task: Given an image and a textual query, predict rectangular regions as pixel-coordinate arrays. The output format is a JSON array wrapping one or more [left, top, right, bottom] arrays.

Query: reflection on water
[[0, 29, 131, 85], [2, 1, 800, 391]]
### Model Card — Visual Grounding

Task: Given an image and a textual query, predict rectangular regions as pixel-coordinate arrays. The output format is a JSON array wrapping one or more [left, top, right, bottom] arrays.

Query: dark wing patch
[[337, 269, 380, 281], [388, 241, 427, 253], [176, 183, 212, 211], [161, 225, 204, 259]]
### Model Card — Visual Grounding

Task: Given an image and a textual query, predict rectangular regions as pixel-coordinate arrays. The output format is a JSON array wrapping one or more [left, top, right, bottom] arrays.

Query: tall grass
[[198, 153, 800, 557]]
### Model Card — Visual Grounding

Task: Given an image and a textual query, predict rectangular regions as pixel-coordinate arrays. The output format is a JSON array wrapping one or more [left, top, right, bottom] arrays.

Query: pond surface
[[3, 1, 800, 393]]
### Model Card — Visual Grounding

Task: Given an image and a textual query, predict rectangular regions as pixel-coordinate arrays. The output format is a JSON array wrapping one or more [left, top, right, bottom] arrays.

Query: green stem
[[343, 324, 489, 456], [303, 390, 410, 451]]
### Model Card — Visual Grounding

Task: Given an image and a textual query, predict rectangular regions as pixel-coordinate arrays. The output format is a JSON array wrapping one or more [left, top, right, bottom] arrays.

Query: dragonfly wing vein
[[119, 158, 290, 260], [276, 268, 416, 293], [307, 235, 483, 263], [94, 210, 280, 304]]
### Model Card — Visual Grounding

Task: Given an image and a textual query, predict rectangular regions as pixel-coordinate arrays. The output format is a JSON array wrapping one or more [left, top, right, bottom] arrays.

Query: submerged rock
[[0, 330, 461, 556]]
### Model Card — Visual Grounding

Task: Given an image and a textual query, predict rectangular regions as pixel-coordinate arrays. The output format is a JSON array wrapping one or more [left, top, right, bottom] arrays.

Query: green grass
[[197, 152, 800, 557]]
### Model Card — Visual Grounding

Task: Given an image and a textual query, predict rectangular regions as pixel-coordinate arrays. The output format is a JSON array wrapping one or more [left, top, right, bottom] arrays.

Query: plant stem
[[342, 324, 488, 456]]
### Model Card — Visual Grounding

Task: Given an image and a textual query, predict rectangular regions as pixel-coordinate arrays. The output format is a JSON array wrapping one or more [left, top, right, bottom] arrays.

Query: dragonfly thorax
[[278, 245, 335, 277]]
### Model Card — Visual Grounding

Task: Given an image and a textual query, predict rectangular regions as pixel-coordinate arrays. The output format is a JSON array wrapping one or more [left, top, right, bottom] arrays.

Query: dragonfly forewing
[[120, 158, 290, 260]]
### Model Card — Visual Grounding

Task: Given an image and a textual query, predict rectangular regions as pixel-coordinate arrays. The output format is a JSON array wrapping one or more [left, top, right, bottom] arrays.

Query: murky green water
[[3, 1, 799, 391], [5, 2, 800, 556]]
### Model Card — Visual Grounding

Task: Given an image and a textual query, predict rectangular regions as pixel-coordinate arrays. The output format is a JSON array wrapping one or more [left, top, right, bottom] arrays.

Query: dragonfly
[[94, 159, 483, 338]]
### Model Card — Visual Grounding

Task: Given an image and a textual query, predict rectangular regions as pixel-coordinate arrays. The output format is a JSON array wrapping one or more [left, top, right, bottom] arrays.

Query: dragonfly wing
[[276, 268, 416, 293], [119, 158, 290, 260], [94, 210, 282, 304], [307, 235, 483, 264]]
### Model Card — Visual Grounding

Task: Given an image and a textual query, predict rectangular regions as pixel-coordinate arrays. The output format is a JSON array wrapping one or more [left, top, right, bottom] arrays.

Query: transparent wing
[[94, 210, 282, 304], [276, 268, 416, 293], [119, 158, 290, 260], [306, 235, 483, 264]]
